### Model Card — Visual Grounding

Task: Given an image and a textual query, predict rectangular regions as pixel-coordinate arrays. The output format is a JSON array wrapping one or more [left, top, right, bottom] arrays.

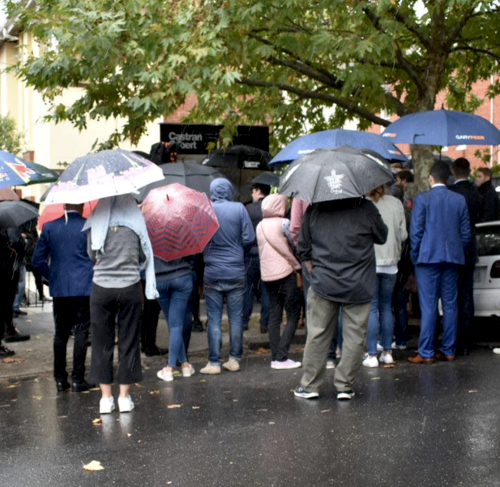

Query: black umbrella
[[202, 145, 272, 170], [279, 146, 394, 203], [251, 172, 280, 187], [0, 201, 39, 228], [137, 161, 226, 202]]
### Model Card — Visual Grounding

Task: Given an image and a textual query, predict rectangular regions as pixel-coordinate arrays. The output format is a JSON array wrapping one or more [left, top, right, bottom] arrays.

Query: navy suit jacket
[[32, 213, 94, 298], [410, 185, 471, 266]]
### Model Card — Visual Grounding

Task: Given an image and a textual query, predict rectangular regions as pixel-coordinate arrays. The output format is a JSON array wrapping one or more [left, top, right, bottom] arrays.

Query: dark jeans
[[52, 296, 90, 383], [393, 276, 409, 346], [264, 273, 301, 361], [457, 261, 475, 352], [0, 274, 17, 342], [243, 255, 269, 327], [156, 274, 193, 367], [204, 277, 246, 364], [90, 283, 143, 385]]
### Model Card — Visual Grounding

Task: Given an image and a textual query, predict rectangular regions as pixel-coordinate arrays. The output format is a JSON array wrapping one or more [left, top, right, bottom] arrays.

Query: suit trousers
[[90, 282, 143, 385], [300, 287, 371, 393], [52, 297, 91, 383], [415, 263, 459, 358], [456, 261, 475, 352]]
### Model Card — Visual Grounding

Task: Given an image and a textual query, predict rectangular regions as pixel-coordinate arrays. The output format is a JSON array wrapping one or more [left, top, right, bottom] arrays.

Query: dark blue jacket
[[410, 186, 471, 266], [32, 213, 94, 297], [203, 178, 255, 280]]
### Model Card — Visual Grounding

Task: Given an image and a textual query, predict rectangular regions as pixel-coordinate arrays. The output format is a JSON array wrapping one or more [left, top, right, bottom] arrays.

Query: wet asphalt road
[[2, 348, 500, 487]]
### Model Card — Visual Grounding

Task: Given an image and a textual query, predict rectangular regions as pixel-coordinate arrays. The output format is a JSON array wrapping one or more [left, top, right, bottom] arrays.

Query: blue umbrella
[[270, 129, 408, 165], [0, 151, 59, 188], [382, 109, 500, 146]]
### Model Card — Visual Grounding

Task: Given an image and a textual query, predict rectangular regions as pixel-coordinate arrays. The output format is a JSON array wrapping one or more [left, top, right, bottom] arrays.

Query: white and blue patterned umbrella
[[44, 149, 164, 204]]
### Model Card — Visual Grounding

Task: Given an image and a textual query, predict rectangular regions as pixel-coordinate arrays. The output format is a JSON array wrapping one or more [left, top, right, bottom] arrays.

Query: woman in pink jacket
[[257, 194, 302, 370]]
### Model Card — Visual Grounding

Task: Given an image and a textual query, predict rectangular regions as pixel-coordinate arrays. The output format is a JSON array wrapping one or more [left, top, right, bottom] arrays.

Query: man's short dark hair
[[397, 170, 414, 183], [451, 157, 471, 179], [478, 167, 493, 180], [430, 162, 451, 184], [252, 183, 270, 196]]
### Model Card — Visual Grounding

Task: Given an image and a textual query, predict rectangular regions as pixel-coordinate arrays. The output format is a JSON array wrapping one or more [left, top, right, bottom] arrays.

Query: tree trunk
[[412, 144, 435, 193]]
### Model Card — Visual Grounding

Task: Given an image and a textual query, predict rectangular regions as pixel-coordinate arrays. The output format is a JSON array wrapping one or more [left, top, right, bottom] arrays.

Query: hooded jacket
[[203, 178, 255, 280], [256, 194, 301, 282]]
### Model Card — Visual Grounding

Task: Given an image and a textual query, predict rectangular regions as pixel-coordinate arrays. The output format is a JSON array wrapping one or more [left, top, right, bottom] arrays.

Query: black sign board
[[160, 124, 269, 154]]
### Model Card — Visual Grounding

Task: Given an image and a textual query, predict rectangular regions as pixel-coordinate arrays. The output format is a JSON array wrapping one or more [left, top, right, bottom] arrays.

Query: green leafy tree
[[6, 0, 500, 189], [0, 114, 23, 155]]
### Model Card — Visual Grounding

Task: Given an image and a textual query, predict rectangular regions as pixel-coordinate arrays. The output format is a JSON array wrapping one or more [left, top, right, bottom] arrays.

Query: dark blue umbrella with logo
[[270, 129, 408, 165], [382, 109, 500, 146]]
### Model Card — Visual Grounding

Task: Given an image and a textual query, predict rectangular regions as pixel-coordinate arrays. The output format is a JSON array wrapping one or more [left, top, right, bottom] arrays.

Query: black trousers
[[52, 296, 90, 382], [1, 272, 18, 339], [141, 297, 161, 351], [264, 273, 301, 361], [90, 283, 143, 385]]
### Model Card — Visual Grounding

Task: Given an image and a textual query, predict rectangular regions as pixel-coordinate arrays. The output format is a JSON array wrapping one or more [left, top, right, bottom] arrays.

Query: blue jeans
[[13, 265, 26, 312], [156, 274, 193, 367], [204, 277, 246, 365], [367, 273, 397, 355], [242, 255, 269, 328], [393, 277, 409, 346], [415, 263, 458, 358]]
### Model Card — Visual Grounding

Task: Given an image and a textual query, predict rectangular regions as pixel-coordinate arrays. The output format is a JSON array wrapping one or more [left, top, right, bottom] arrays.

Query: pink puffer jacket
[[256, 194, 301, 282]]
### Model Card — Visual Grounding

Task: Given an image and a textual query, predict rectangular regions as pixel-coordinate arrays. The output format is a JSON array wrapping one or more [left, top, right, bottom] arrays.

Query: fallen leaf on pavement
[[92, 418, 102, 425], [269, 422, 275, 425], [127, 433, 132, 437], [371, 377, 381, 381], [32, 396, 43, 400], [233, 399, 238, 402], [468, 389, 478, 394], [167, 404, 182, 409], [6, 383, 20, 389], [381, 364, 395, 369], [89, 388, 100, 392], [257, 409, 268, 412], [256, 347, 268, 354], [173, 371, 182, 377], [3, 357, 25, 364], [200, 379, 206, 383], [149, 390, 160, 395], [58, 415, 68, 419], [192, 406, 200, 410], [83, 460, 104, 472], [0, 404, 10, 408], [320, 409, 331, 414]]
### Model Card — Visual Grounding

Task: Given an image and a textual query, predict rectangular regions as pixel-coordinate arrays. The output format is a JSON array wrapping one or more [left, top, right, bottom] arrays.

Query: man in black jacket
[[243, 183, 270, 333], [449, 158, 483, 354], [476, 167, 500, 222], [294, 198, 387, 401]]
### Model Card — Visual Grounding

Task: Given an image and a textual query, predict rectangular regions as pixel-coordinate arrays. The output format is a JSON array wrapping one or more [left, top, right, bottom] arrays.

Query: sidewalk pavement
[[1, 300, 306, 380]]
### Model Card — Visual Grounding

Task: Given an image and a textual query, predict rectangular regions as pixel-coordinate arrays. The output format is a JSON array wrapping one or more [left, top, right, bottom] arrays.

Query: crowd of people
[[0, 156, 499, 413]]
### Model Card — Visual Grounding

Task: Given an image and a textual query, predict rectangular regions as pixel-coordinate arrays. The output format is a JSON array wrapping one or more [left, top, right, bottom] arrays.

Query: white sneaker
[[493, 348, 500, 355], [362, 354, 379, 368], [157, 368, 174, 382], [182, 364, 196, 377], [376, 342, 383, 352], [380, 351, 394, 364], [392, 341, 407, 350], [326, 360, 336, 370], [222, 357, 240, 372], [99, 396, 115, 414], [271, 359, 301, 370], [200, 362, 222, 375], [337, 391, 355, 401], [118, 395, 134, 413]]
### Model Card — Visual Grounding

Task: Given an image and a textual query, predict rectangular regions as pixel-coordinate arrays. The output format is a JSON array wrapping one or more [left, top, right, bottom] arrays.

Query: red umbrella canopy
[[142, 183, 219, 262], [38, 200, 98, 230]]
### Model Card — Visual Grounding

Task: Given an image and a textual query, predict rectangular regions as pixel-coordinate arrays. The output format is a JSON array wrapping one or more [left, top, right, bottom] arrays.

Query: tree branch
[[451, 45, 500, 61], [239, 77, 391, 127]]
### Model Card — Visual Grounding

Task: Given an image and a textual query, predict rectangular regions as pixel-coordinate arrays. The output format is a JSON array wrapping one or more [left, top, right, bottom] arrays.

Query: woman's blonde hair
[[368, 184, 387, 202]]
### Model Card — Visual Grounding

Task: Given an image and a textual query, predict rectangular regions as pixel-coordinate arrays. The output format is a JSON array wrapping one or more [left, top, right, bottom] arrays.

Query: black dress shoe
[[0, 345, 15, 357], [13, 310, 28, 317], [71, 380, 91, 392], [4, 330, 30, 342], [144, 346, 168, 357], [192, 320, 204, 332], [56, 380, 71, 392]]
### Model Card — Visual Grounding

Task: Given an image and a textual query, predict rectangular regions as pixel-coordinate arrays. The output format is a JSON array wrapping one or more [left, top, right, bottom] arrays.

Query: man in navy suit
[[33, 204, 94, 391], [408, 162, 471, 364]]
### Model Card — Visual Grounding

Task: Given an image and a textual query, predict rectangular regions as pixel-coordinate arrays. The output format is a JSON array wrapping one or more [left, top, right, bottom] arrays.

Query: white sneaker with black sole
[[379, 351, 394, 364], [337, 391, 355, 401], [294, 386, 319, 399]]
